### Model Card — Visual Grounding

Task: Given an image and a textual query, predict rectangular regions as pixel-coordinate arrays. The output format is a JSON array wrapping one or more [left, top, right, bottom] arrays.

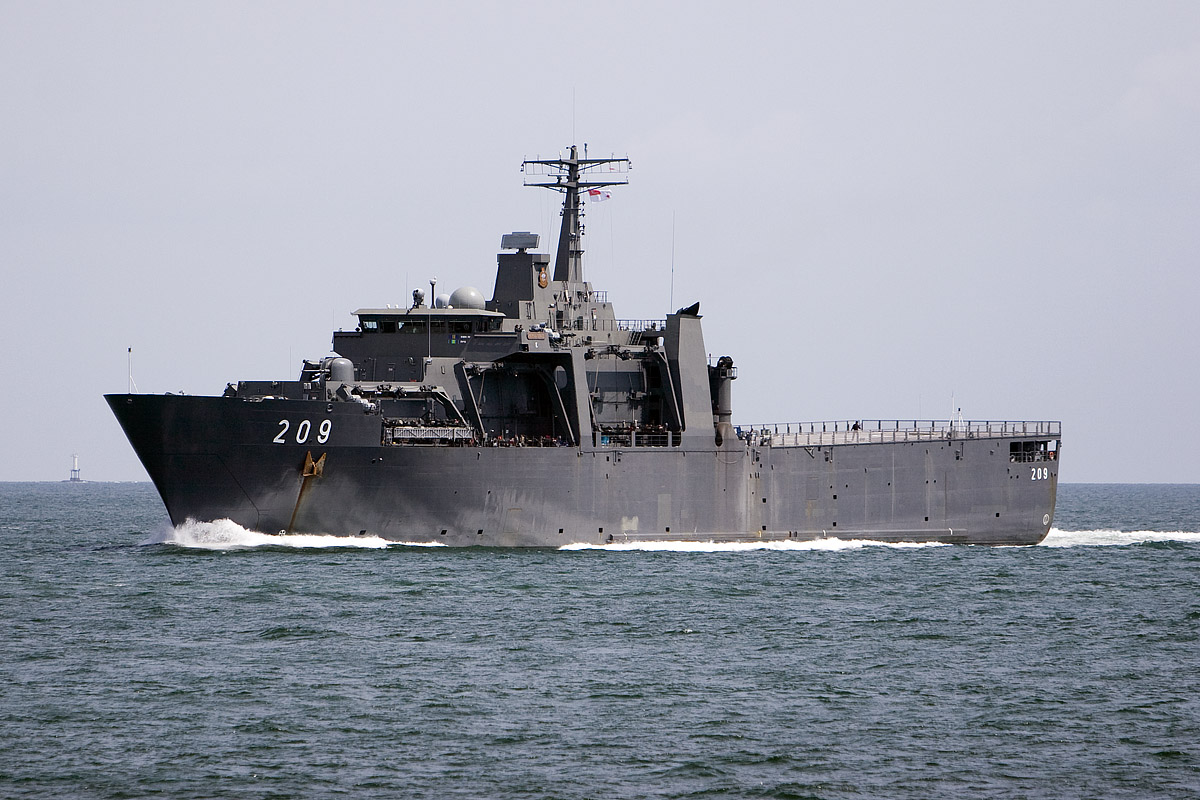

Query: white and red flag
[[587, 188, 612, 202]]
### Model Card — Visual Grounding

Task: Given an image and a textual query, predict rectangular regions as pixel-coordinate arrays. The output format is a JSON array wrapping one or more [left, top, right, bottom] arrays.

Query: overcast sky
[[3, 1, 1198, 483]]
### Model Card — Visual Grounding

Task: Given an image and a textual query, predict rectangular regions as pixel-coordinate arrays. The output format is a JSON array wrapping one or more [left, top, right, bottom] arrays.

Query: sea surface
[[1, 483, 1198, 799]]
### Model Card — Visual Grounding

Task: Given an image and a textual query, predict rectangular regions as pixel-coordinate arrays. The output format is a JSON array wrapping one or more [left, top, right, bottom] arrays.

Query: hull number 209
[[1030, 467, 1051, 481], [273, 419, 332, 445]]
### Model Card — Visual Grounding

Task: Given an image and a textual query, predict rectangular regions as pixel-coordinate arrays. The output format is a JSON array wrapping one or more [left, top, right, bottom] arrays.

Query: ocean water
[[1, 483, 1198, 799]]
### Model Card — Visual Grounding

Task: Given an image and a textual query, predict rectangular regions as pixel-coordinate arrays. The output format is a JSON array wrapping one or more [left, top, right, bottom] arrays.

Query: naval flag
[[587, 188, 611, 202]]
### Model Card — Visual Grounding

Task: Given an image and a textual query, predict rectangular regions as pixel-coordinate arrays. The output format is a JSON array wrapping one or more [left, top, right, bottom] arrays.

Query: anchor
[[287, 450, 326, 532]]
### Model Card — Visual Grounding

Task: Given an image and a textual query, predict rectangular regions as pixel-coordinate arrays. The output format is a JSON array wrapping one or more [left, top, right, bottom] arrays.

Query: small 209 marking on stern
[[1030, 467, 1050, 481], [273, 419, 332, 444]]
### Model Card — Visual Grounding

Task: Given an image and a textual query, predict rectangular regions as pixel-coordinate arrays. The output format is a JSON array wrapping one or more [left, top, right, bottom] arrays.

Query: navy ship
[[107, 147, 1060, 546]]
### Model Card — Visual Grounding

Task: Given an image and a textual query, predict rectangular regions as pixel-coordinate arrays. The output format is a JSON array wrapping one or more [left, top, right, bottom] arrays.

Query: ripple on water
[[2, 483, 1199, 799]]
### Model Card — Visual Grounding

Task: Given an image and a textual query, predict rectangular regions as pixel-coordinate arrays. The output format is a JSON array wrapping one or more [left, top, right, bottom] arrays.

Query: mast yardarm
[[521, 145, 630, 283]]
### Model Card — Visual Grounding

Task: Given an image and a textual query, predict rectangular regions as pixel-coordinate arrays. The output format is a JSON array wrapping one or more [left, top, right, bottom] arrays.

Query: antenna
[[127, 347, 138, 393], [521, 147, 630, 284], [426, 276, 437, 372], [670, 211, 676, 311], [951, 394, 964, 430]]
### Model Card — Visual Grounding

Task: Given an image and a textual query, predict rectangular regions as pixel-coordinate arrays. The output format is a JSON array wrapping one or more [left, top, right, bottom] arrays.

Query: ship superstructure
[[107, 146, 1060, 546]]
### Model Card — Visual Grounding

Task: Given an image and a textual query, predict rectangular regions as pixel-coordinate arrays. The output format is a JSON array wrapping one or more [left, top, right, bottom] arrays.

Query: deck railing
[[618, 319, 668, 332], [384, 425, 476, 445], [595, 430, 680, 448], [579, 318, 667, 333], [736, 420, 1062, 448]]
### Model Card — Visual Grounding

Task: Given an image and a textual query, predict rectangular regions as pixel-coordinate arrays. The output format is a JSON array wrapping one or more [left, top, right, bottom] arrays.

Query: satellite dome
[[434, 293, 451, 308], [449, 286, 486, 310]]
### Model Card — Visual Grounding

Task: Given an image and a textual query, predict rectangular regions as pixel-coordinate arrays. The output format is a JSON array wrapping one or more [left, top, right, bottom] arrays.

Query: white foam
[[564, 530, 1200, 552], [1039, 528, 1200, 548], [139, 518, 443, 550], [559, 538, 949, 552], [139, 522, 1200, 552]]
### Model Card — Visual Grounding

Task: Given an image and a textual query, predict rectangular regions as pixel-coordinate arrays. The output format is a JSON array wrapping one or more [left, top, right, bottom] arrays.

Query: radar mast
[[521, 145, 630, 284]]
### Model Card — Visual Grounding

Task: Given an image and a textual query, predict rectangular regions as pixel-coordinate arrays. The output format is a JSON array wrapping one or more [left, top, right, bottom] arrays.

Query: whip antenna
[[127, 347, 138, 393], [670, 211, 676, 312]]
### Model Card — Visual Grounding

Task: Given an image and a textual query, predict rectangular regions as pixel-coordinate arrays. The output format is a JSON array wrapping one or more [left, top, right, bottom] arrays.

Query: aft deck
[[736, 420, 1062, 448]]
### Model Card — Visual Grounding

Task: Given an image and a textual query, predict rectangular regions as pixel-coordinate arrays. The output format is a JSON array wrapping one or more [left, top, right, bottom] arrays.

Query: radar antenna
[[521, 146, 630, 284]]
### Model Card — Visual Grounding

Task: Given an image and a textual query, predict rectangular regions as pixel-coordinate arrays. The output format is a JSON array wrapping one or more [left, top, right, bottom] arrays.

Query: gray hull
[[107, 395, 1058, 546]]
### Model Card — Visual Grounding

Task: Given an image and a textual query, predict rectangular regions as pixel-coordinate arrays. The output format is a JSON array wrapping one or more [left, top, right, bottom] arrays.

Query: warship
[[107, 146, 1060, 546]]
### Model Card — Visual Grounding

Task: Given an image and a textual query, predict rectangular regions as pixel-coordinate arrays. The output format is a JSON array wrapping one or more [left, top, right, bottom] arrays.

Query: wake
[[139, 521, 1200, 552], [563, 528, 1200, 552], [138, 518, 443, 550], [559, 539, 948, 552], [1039, 528, 1200, 547]]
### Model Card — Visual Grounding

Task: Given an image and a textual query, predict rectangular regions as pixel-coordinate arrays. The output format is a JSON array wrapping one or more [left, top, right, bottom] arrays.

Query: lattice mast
[[521, 145, 630, 284]]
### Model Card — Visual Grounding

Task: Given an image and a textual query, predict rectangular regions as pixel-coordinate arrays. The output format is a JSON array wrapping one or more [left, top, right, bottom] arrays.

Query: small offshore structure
[[107, 146, 1060, 546], [69, 454, 82, 483]]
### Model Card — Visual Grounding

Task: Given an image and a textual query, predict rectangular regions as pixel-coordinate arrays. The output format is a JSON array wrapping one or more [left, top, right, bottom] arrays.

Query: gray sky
[[3, 1, 1198, 483]]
